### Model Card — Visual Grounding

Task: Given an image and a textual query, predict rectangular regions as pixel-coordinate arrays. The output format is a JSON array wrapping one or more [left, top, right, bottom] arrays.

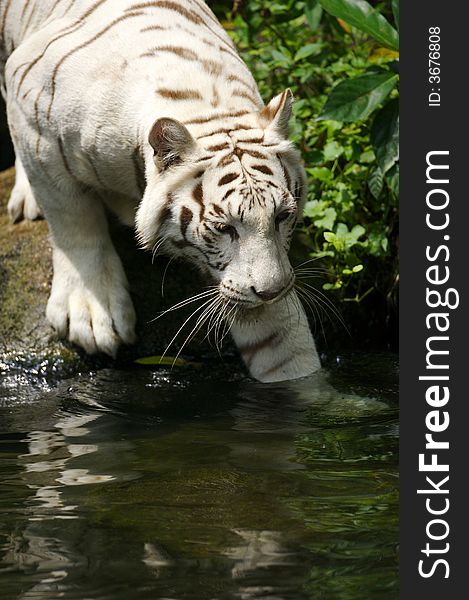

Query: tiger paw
[[46, 252, 137, 357], [8, 178, 43, 223]]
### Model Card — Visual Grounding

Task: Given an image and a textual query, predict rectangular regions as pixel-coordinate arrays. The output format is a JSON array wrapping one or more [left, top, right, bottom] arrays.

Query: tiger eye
[[275, 211, 293, 230], [214, 223, 232, 233], [214, 223, 238, 239]]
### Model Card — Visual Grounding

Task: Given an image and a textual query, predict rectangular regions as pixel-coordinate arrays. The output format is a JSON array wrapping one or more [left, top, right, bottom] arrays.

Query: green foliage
[[210, 0, 399, 344], [318, 0, 399, 50], [317, 69, 398, 122]]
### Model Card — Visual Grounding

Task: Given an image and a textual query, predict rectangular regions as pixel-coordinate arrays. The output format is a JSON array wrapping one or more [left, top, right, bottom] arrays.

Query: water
[[0, 354, 398, 599]]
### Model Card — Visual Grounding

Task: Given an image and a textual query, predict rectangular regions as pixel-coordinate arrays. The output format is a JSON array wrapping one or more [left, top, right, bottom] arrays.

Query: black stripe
[[217, 154, 235, 167], [47, 10, 146, 119], [251, 164, 273, 176], [33, 87, 44, 156], [21, 1, 39, 39], [222, 188, 235, 202], [261, 355, 295, 378], [211, 203, 225, 216], [218, 173, 238, 186], [88, 153, 106, 188], [232, 89, 262, 108], [277, 154, 292, 194], [192, 181, 204, 219], [17, 20, 85, 94], [43, 0, 63, 22], [80, 0, 111, 20], [239, 333, 283, 363], [141, 44, 198, 60], [206, 143, 230, 152], [20, 0, 33, 21], [58, 136, 78, 182], [196, 126, 255, 140], [126, 1, 202, 25], [226, 73, 256, 93], [157, 88, 203, 100], [242, 136, 264, 144], [180, 206, 193, 238], [0, 0, 13, 49], [184, 110, 250, 126], [187, 0, 220, 26], [140, 24, 166, 32], [236, 148, 268, 160]]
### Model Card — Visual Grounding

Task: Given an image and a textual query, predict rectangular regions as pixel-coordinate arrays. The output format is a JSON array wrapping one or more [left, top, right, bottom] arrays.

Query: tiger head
[[136, 89, 306, 309]]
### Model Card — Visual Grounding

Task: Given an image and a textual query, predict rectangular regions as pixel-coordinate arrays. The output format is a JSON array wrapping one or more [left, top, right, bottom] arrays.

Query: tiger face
[[136, 90, 306, 309]]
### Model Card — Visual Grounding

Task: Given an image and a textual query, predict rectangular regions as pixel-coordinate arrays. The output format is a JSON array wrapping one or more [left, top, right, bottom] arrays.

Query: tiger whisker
[[151, 235, 169, 264], [296, 280, 349, 334], [204, 297, 229, 352], [208, 301, 226, 353], [298, 280, 347, 329], [295, 285, 326, 340], [295, 283, 328, 331], [217, 300, 236, 351], [288, 289, 303, 332], [170, 295, 223, 366], [294, 256, 325, 270], [161, 257, 176, 298], [150, 287, 218, 323], [160, 296, 218, 361], [294, 268, 329, 277], [214, 303, 227, 353], [219, 303, 239, 345]]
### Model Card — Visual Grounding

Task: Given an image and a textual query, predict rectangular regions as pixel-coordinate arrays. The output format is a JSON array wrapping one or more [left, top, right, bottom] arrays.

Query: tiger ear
[[258, 89, 294, 138], [148, 117, 196, 171]]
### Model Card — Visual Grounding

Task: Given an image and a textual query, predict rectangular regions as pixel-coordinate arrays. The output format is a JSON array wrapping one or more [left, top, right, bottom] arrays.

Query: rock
[[0, 168, 235, 379]]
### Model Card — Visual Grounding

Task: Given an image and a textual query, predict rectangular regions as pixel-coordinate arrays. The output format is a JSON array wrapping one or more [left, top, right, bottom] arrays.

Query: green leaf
[[371, 99, 399, 174], [385, 163, 399, 198], [319, 0, 399, 50], [323, 140, 343, 161], [360, 149, 375, 163], [134, 355, 200, 367], [315, 207, 337, 230], [347, 224, 366, 247], [324, 223, 365, 251], [305, 0, 323, 30], [343, 264, 363, 275], [271, 48, 291, 66], [392, 0, 399, 32], [295, 43, 322, 61], [368, 231, 389, 256], [304, 199, 338, 230], [317, 70, 398, 122], [306, 166, 334, 182], [368, 166, 384, 199]]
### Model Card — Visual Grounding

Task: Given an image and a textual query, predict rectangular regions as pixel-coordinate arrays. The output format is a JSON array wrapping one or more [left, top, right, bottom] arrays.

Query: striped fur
[[1, 0, 320, 382]]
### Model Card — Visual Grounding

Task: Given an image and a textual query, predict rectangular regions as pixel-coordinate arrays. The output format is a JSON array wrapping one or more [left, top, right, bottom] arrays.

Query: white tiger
[[0, 0, 321, 382]]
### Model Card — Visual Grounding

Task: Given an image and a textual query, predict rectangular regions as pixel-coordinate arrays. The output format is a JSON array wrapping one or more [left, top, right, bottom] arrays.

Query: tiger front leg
[[35, 181, 137, 357], [7, 156, 43, 223], [230, 291, 321, 383]]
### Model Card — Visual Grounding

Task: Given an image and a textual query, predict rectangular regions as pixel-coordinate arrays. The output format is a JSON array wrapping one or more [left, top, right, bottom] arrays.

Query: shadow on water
[[0, 354, 398, 599]]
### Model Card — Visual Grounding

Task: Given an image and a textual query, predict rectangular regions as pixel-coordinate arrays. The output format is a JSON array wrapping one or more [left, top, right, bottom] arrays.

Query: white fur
[[0, 0, 321, 381]]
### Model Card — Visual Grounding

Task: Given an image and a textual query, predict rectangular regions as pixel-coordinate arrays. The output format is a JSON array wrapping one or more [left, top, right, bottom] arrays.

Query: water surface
[[0, 354, 398, 599]]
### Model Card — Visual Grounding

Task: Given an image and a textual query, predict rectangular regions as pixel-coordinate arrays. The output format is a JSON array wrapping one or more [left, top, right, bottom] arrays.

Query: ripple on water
[[0, 353, 398, 599]]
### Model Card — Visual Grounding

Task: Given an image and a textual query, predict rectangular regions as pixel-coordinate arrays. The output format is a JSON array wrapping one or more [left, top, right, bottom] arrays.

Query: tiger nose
[[251, 286, 284, 302]]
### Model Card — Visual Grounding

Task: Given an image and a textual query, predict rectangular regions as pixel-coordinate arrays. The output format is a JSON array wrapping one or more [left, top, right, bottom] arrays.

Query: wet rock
[[0, 168, 232, 379]]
